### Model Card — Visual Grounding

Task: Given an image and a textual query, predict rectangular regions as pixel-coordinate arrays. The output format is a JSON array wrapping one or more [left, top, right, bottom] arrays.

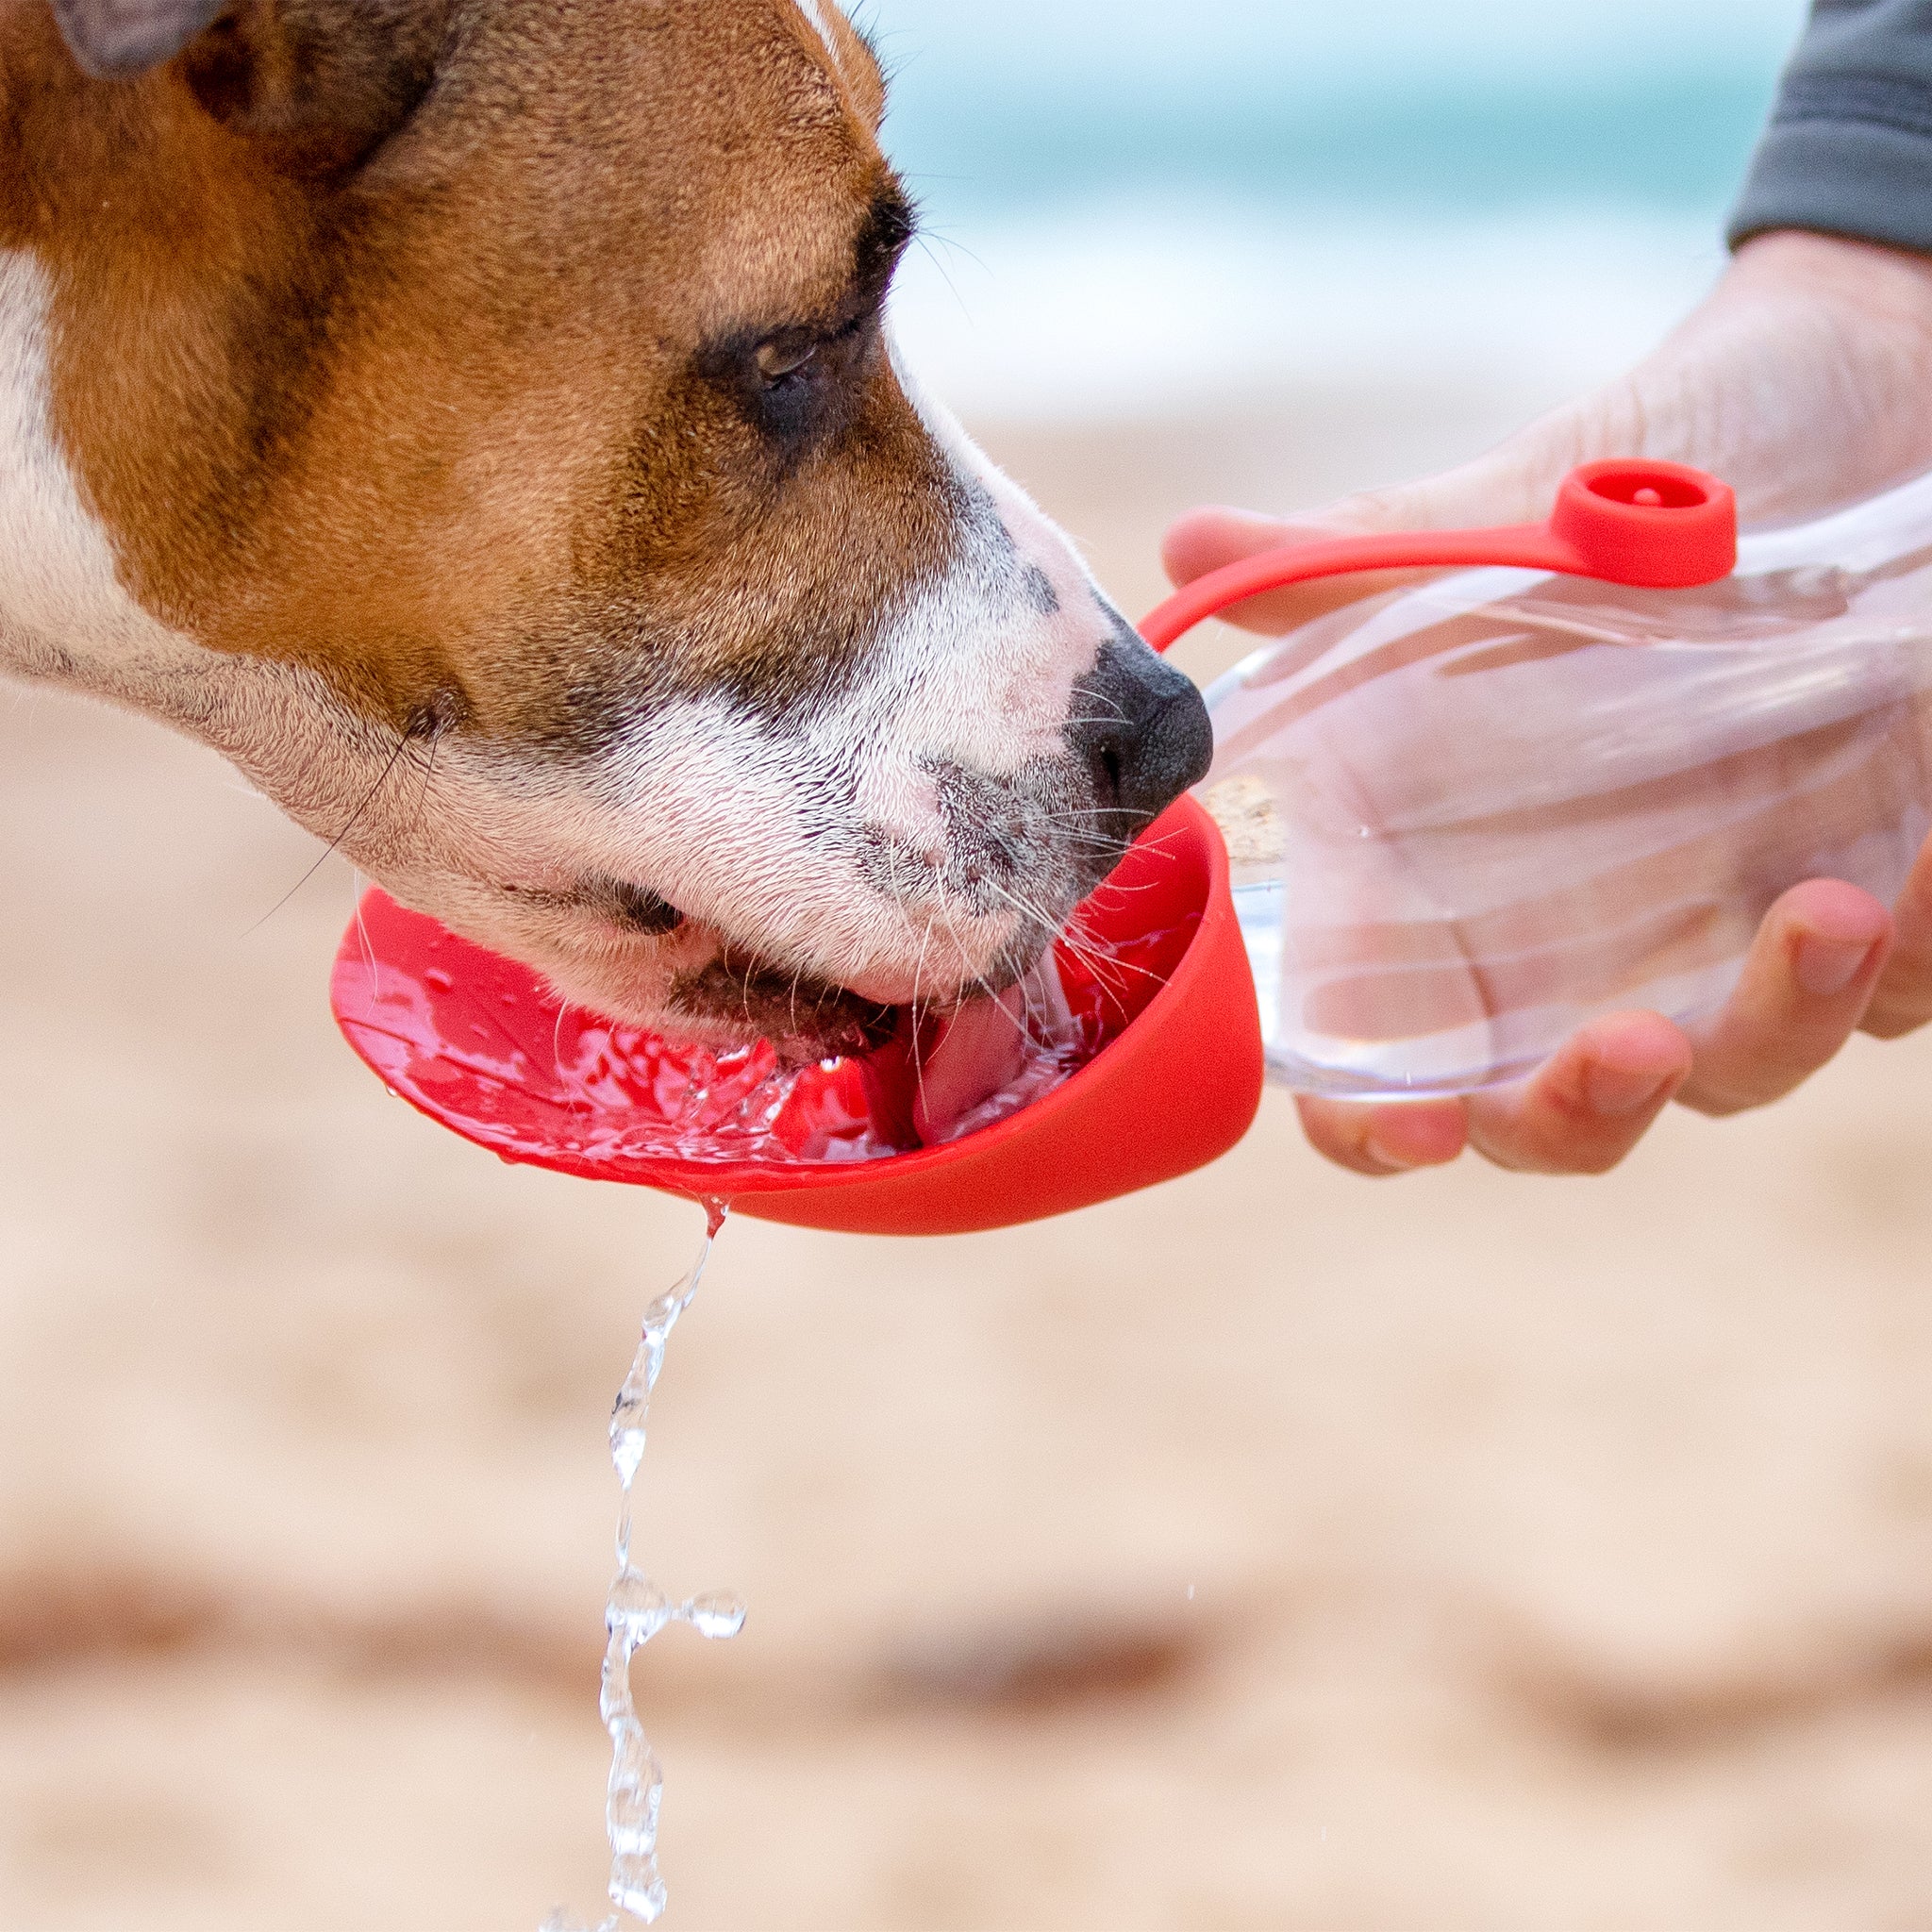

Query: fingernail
[[1584, 1062, 1674, 1117], [1364, 1131, 1423, 1172], [1795, 934, 1876, 999]]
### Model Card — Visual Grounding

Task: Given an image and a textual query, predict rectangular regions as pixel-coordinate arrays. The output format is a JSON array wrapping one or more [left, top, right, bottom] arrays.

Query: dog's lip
[[510, 885, 901, 1010], [501, 876, 689, 940], [499, 881, 1030, 1041], [666, 941, 901, 1058], [601, 902, 1042, 1024]]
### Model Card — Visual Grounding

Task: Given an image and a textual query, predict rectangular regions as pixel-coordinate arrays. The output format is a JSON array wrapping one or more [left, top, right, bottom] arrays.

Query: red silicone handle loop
[[1140, 458, 1738, 653]]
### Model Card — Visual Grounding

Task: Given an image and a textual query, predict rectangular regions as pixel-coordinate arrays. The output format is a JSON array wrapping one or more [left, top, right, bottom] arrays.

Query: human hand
[[1162, 230, 1932, 1176]]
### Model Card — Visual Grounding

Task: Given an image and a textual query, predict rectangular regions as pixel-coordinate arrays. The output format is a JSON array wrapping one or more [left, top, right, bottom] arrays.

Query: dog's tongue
[[907, 955, 1081, 1147]]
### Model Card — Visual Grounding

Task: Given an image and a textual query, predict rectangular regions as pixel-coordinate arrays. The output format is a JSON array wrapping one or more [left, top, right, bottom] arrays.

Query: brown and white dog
[[1, 0, 1210, 1057]]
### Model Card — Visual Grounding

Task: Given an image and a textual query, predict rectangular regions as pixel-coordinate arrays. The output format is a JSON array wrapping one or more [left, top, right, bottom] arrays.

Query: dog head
[[2, 0, 1210, 1054]]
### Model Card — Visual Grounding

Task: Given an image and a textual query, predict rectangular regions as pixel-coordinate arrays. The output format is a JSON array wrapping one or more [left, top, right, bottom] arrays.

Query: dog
[[0, 0, 1211, 1058]]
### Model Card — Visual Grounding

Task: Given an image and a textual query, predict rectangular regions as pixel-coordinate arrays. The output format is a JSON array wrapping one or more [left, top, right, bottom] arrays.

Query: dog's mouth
[[529, 869, 1060, 1064], [664, 946, 901, 1063], [577, 878, 898, 1057]]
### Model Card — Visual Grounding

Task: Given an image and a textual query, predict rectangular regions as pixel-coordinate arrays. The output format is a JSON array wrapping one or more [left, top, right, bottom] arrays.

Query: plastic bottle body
[[1202, 474, 1932, 1098]]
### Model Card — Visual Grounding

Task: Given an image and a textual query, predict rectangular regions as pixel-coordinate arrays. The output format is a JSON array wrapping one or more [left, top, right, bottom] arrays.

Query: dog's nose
[[1069, 624, 1214, 825]]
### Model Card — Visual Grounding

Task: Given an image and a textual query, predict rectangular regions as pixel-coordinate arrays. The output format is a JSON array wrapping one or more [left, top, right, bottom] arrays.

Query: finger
[[1294, 1093, 1468, 1177], [1465, 1011, 1692, 1175], [1677, 881, 1892, 1115], [1159, 508, 1435, 636], [1864, 836, 1932, 1039]]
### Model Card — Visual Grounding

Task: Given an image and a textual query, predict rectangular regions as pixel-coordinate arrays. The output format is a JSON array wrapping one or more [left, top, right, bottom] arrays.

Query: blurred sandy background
[[9, 379, 1932, 1930], [13, 3, 1932, 1929]]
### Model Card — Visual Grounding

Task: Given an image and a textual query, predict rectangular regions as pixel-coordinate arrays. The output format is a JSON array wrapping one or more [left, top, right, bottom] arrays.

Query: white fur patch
[[793, 0, 840, 59], [0, 250, 424, 837], [0, 253, 184, 682]]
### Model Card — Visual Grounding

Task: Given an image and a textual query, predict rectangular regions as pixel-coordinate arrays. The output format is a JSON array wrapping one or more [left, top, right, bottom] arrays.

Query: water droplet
[[609, 1420, 647, 1492], [606, 1764, 663, 1857], [608, 1856, 668, 1924], [608, 1572, 669, 1646], [425, 966, 457, 991], [682, 1592, 747, 1641]]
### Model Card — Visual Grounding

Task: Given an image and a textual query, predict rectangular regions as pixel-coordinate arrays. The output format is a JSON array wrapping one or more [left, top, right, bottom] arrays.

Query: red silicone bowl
[[333, 792, 1264, 1236], [331, 459, 1735, 1236]]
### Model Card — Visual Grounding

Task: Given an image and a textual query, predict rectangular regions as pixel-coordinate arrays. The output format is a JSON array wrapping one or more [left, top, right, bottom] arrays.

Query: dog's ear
[[180, 2, 453, 173], [50, 0, 229, 77], [53, 0, 452, 174]]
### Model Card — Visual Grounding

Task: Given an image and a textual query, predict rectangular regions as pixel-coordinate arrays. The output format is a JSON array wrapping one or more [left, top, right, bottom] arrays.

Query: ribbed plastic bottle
[[1193, 466, 1932, 1098]]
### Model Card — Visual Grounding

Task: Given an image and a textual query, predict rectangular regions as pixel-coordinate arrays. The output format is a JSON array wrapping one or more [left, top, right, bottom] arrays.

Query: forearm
[[1733, 0, 1932, 255]]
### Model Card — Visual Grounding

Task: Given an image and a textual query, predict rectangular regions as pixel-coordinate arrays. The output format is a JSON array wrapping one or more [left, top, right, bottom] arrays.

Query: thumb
[[1160, 439, 1580, 637]]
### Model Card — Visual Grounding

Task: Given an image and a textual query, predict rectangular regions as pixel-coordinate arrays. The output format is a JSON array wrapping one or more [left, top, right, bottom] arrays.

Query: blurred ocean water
[[866, 0, 1812, 421]]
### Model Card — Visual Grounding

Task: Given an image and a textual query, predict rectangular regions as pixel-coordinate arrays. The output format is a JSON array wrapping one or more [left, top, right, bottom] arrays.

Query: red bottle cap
[[1548, 460, 1739, 589]]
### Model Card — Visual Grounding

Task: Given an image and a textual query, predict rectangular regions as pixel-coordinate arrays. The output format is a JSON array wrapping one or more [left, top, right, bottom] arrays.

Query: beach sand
[[5, 386, 1932, 1931]]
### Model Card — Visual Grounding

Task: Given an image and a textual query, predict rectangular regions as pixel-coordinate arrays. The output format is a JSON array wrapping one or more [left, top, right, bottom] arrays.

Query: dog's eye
[[755, 337, 819, 385]]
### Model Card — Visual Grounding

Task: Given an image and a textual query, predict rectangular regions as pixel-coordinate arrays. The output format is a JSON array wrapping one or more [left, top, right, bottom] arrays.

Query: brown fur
[[2, 0, 942, 744]]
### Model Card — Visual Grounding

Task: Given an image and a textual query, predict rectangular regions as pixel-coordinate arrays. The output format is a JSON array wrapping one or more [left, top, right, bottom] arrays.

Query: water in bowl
[[548, 951, 1093, 1166]]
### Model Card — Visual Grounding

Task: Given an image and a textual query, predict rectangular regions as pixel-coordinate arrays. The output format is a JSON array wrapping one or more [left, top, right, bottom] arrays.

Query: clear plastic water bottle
[[1192, 465, 1932, 1099]]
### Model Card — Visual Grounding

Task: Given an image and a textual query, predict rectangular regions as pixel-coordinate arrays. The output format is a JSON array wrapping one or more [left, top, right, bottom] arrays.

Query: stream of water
[[546, 1204, 743, 1931]]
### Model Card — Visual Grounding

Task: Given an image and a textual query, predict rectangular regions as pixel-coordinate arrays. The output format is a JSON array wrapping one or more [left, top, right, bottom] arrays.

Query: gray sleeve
[[1730, 0, 1932, 253]]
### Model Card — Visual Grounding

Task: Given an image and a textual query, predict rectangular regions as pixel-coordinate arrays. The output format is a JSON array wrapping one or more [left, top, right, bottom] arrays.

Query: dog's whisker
[[553, 995, 591, 1107], [908, 913, 936, 1130], [412, 722, 443, 831], [351, 865, 379, 999], [242, 722, 425, 939], [981, 874, 1158, 1003]]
